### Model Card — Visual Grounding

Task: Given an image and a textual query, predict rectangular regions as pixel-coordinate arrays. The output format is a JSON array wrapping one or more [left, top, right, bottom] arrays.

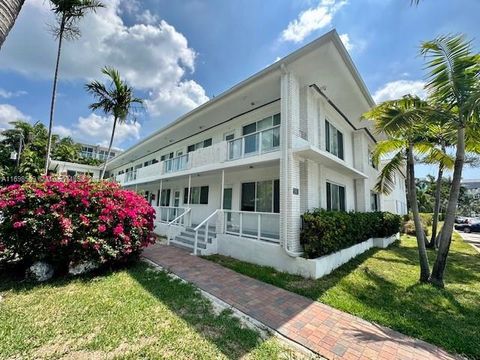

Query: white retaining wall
[[216, 233, 399, 279]]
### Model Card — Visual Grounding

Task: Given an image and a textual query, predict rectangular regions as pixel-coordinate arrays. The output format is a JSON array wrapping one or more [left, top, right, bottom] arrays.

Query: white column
[[280, 65, 303, 255], [220, 170, 225, 209]]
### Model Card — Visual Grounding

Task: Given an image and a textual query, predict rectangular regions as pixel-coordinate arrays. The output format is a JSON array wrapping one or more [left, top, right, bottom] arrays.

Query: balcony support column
[[220, 169, 225, 210]]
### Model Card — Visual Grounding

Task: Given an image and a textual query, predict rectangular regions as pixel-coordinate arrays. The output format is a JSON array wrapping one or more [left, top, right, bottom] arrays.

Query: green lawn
[[0, 262, 306, 360], [204, 234, 480, 359]]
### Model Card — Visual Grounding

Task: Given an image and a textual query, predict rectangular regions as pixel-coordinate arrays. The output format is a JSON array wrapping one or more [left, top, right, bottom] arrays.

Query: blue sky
[[0, 0, 479, 179]]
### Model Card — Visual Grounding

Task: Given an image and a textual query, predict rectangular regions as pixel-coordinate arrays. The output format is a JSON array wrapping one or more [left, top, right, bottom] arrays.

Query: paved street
[[458, 231, 480, 252]]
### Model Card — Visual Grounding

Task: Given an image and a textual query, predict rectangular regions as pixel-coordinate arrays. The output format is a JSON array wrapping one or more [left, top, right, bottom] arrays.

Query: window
[[371, 192, 380, 211], [160, 153, 174, 161], [160, 189, 171, 206], [241, 180, 280, 213], [325, 120, 344, 160], [326, 182, 346, 211], [224, 132, 235, 141], [187, 138, 212, 153], [368, 148, 378, 169], [183, 186, 209, 204]]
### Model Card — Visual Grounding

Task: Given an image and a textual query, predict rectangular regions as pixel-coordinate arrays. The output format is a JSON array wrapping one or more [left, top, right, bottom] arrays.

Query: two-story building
[[105, 30, 407, 275]]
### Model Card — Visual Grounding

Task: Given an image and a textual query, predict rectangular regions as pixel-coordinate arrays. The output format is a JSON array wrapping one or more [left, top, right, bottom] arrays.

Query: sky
[[0, 0, 479, 179]]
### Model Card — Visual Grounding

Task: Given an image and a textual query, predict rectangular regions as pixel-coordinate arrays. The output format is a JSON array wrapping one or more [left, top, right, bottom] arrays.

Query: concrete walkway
[[458, 231, 480, 253], [143, 244, 458, 360]]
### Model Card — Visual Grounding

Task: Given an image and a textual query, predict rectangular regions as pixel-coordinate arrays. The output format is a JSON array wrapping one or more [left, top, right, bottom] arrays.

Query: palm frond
[[420, 35, 479, 111], [375, 151, 405, 195]]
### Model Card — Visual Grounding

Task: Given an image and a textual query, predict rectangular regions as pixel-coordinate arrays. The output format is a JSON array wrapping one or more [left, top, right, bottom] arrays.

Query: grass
[[204, 233, 480, 359], [0, 262, 307, 360]]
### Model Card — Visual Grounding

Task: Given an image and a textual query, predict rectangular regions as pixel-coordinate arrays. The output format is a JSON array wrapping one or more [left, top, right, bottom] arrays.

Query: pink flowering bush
[[0, 178, 156, 270]]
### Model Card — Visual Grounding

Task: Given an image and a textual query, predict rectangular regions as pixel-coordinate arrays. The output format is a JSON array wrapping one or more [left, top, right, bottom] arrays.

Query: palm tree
[[420, 123, 456, 248], [421, 35, 480, 287], [364, 96, 432, 283], [0, 0, 25, 50], [85, 67, 143, 179], [44, 0, 104, 175]]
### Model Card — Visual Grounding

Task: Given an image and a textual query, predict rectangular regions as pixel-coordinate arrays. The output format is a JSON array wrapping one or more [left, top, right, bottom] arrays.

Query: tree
[[0, 120, 86, 179], [85, 67, 143, 179], [421, 35, 480, 287], [0, 0, 25, 50], [44, 0, 104, 175], [364, 96, 432, 283]]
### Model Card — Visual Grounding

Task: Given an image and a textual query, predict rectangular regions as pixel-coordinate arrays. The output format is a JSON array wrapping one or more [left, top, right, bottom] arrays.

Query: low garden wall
[[217, 210, 402, 279]]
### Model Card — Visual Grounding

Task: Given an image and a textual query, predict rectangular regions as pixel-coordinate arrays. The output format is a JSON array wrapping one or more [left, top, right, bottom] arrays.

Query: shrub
[[0, 178, 156, 271], [402, 219, 430, 237], [300, 210, 401, 259]]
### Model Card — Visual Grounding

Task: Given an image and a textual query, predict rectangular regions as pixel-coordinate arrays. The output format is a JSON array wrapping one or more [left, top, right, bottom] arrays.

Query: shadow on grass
[[0, 261, 277, 360], [126, 262, 274, 359]]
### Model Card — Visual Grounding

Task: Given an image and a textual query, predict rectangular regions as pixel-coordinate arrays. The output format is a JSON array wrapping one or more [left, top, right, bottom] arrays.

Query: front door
[[172, 190, 181, 220]]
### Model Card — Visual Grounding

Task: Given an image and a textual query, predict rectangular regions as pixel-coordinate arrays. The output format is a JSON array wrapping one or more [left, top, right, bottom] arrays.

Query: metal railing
[[164, 154, 189, 173], [167, 208, 191, 244], [223, 210, 280, 243], [155, 206, 190, 224], [227, 126, 280, 160], [193, 209, 220, 255]]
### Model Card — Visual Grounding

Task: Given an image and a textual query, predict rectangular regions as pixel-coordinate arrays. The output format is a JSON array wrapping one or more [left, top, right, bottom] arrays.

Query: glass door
[[173, 190, 181, 221]]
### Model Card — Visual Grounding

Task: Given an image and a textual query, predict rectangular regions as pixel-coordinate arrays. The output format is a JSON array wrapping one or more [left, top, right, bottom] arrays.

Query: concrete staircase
[[169, 225, 217, 255]]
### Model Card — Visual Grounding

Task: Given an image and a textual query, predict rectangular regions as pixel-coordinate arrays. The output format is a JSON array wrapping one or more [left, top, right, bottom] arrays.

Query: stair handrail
[[168, 207, 191, 226], [193, 209, 220, 255], [167, 208, 191, 245]]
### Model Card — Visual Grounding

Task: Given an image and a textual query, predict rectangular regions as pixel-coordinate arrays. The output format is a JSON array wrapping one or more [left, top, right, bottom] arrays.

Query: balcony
[[227, 126, 280, 160], [114, 130, 281, 186], [164, 154, 189, 173]]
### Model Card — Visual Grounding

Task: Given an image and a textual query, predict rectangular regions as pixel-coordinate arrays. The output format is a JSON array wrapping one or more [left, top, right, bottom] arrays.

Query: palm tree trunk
[[44, 14, 65, 175], [430, 126, 465, 287], [0, 0, 24, 50], [428, 158, 444, 248], [101, 116, 117, 179], [407, 143, 430, 282]]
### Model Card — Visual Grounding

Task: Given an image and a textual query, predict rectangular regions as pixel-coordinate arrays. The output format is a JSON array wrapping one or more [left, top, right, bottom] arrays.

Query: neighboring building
[[49, 160, 102, 179], [80, 143, 121, 161], [48, 142, 120, 179], [105, 30, 407, 275], [462, 179, 480, 200]]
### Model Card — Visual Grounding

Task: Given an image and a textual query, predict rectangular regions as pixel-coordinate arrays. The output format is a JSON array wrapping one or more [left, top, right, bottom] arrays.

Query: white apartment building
[[105, 30, 407, 275]]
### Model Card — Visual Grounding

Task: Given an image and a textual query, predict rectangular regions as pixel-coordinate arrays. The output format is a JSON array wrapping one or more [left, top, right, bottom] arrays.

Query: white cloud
[[147, 80, 209, 118], [0, 0, 208, 125], [339, 33, 352, 51], [54, 113, 141, 148], [281, 0, 347, 43], [136, 9, 159, 25], [0, 89, 27, 99], [0, 104, 31, 130], [373, 80, 427, 103]]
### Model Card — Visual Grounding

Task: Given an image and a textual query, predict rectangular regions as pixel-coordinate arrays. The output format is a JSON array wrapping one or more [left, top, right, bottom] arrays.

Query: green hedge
[[300, 210, 402, 259]]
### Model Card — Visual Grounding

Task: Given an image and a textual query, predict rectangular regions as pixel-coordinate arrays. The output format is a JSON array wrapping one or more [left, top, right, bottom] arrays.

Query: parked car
[[455, 216, 469, 224], [455, 221, 480, 233]]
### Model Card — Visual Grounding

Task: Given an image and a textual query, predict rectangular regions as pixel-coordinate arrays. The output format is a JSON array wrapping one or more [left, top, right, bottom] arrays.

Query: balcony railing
[[164, 154, 189, 173], [227, 126, 280, 160], [223, 210, 280, 243]]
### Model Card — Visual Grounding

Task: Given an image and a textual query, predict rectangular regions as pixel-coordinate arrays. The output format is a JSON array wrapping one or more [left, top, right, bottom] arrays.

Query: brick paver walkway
[[143, 244, 458, 360]]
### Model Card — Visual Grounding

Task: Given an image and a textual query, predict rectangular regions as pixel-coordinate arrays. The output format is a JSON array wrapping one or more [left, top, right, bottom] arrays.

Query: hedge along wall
[[0, 178, 156, 270], [300, 210, 402, 259]]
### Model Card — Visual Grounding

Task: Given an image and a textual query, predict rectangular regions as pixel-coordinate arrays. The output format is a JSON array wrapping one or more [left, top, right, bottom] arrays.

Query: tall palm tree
[[44, 0, 104, 175], [0, 0, 24, 50], [364, 96, 432, 283], [85, 67, 143, 179], [421, 35, 480, 287]]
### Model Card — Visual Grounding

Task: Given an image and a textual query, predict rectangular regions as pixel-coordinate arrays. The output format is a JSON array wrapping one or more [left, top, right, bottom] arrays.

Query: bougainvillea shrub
[[0, 178, 155, 269]]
